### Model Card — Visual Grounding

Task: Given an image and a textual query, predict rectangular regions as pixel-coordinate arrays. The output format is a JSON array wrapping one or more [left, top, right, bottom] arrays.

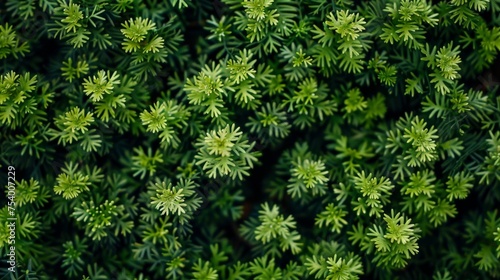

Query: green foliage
[[246, 102, 291, 140], [288, 157, 329, 198], [53, 162, 91, 199], [83, 70, 120, 102], [0, 23, 29, 59], [446, 171, 474, 200], [307, 254, 363, 280], [61, 57, 90, 82], [61, 236, 87, 277], [304, 241, 363, 280], [129, 147, 164, 179], [0, 71, 38, 127], [149, 178, 202, 224], [184, 62, 233, 118], [351, 171, 394, 218], [140, 100, 190, 148], [72, 199, 128, 241], [121, 17, 165, 54], [380, 0, 438, 50], [1, 0, 500, 278], [315, 203, 348, 234], [195, 124, 260, 179], [253, 203, 302, 255], [367, 210, 421, 269]]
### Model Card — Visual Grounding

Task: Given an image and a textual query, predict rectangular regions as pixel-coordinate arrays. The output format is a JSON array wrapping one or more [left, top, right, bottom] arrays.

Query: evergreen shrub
[[1, 0, 500, 278]]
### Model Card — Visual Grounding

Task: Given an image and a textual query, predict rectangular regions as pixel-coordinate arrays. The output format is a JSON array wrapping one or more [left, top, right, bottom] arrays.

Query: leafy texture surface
[[0, 0, 500, 279]]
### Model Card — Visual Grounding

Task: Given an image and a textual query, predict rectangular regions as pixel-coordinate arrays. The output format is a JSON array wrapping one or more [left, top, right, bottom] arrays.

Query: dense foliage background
[[1, 0, 500, 279]]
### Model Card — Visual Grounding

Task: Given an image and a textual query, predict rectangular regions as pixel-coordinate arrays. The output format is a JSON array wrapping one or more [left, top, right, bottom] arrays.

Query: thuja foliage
[[1, 0, 500, 278]]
